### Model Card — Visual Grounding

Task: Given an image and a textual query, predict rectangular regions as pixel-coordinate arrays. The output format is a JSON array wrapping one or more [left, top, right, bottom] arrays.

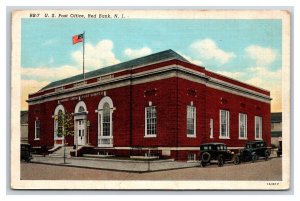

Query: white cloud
[[215, 71, 246, 79], [21, 65, 82, 82], [190, 38, 236, 65], [21, 39, 121, 110], [248, 66, 281, 79], [72, 39, 120, 71], [214, 66, 282, 112], [21, 65, 83, 110], [245, 76, 282, 112], [244, 66, 282, 112], [245, 45, 277, 66], [21, 79, 50, 110], [179, 52, 203, 66], [123, 47, 152, 59]]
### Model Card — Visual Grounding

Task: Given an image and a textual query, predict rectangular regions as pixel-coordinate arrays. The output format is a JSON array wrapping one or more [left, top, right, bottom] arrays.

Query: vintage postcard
[[11, 9, 290, 190]]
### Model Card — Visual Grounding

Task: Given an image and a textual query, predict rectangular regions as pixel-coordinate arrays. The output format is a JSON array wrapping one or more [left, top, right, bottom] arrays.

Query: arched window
[[57, 110, 64, 137], [74, 101, 87, 114], [102, 103, 110, 136], [54, 105, 65, 140], [98, 96, 114, 147], [78, 106, 85, 113]]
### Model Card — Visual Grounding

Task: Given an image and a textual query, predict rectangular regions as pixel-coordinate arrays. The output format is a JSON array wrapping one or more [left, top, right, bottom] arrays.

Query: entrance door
[[77, 119, 86, 145]]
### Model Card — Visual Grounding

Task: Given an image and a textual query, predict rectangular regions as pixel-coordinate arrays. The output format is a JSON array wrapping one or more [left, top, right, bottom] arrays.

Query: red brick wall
[[28, 68, 271, 159], [28, 85, 132, 148], [131, 77, 178, 148], [176, 78, 207, 147], [204, 87, 271, 147]]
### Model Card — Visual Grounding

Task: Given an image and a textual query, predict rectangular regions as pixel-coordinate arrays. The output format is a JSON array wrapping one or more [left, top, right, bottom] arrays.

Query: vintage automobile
[[20, 143, 32, 162], [237, 140, 270, 163], [199, 143, 239, 167]]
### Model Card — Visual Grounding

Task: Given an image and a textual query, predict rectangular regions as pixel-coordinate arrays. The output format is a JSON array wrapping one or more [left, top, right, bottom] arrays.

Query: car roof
[[246, 140, 265, 143], [200, 143, 227, 146]]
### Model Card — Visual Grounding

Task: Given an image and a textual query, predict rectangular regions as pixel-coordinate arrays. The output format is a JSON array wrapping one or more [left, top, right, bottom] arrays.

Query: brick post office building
[[27, 50, 271, 161]]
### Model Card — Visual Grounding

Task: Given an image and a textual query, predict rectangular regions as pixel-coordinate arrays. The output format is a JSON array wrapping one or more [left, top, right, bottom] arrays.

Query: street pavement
[[21, 157, 282, 180]]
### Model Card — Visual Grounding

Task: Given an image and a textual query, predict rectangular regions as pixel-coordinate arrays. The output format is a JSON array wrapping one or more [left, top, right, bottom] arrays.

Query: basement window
[[187, 153, 196, 161]]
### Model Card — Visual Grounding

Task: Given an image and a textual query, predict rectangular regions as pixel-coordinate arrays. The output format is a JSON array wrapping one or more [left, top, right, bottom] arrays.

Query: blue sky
[[21, 18, 282, 111]]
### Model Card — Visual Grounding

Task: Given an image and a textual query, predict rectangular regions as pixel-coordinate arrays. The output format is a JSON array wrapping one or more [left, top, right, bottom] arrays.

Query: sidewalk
[[30, 155, 200, 173]]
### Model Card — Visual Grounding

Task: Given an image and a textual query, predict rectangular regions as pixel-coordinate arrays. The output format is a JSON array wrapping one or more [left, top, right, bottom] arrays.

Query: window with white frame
[[255, 116, 262, 139], [187, 153, 196, 161], [210, 118, 213, 138], [35, 119, 40, 140], [220, 110, 230, 138], [239, 113, 247, 139], [55, 110, 64, 138], [102, 102, 111, 137], [187, 106, 196, 136], [54, 105, 65, 140], [145, 106, 157, 136]]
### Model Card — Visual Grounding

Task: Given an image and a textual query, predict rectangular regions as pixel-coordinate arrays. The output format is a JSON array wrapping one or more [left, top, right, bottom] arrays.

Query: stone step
[[49, 146, 74, 157]]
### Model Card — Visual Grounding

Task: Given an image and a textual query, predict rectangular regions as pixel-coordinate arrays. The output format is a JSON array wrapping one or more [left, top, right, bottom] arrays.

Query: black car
[[200, 143, 239, 167], [237, 140, 270, 163], [20, 143, 32, 162]]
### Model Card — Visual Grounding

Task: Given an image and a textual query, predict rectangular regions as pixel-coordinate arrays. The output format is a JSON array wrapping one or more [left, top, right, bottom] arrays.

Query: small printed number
[[267, 182, 279, 185]]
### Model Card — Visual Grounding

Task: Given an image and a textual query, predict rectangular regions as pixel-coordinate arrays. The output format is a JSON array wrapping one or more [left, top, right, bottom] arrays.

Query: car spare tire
[[233, 155, 240, 165], [201, 152, 211, 163], [252, 153, 258, 163], [265, 150, 270, 160], [217, 155, 224, 167]]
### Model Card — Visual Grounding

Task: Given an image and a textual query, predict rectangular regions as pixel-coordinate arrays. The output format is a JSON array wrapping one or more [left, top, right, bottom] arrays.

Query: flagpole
[[83, 31, 85, 79]]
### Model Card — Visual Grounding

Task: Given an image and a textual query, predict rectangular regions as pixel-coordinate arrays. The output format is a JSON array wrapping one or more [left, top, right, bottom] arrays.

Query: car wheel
[[233, 155, 240, 165], [217, 155, 224, 167], [201, 161, 207, 167], [252, 154, 258, 163], [265, 150, 270, 161], [201, 152, 211, 163]]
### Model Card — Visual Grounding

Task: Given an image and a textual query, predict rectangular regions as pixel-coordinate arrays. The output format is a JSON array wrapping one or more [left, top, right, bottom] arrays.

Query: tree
[[54, 110, 74, 164]]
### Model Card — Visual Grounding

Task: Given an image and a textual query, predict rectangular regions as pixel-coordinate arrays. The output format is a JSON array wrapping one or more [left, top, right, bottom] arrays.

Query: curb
[[29, 160, 200, 173]]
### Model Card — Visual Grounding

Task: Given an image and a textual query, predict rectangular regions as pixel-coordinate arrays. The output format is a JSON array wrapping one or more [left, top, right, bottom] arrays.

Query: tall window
[[56, 110, 64, 138], [239, 113, 247, 139], [145, 106, 157, 136], [255, 116, 262, 139], [187, 106, 196, 137], [220, 110, 230, 138], [98, 96, 114, 147], [35, 120, 40, 140], [102, 102, 111, 136], [210, 118, 213, 138]]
